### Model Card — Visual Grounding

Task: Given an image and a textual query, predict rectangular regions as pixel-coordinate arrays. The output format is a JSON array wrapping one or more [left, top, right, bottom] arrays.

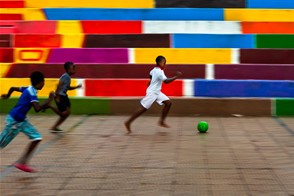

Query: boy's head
[[30, 71, 44, 90], [64, 61, 76, 75], [155, 56, 166, 69]]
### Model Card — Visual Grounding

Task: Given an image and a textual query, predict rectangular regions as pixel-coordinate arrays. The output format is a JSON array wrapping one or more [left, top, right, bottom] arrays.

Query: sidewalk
[[1, 115, 293, 196]]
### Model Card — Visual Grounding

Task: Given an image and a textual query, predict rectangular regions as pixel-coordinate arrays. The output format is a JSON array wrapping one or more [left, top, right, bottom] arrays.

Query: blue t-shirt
[[9, 86, 38, 122]]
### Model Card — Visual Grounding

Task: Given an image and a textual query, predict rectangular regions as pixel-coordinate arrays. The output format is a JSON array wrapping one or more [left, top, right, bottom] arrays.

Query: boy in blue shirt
[[0, 71, 54, 172]]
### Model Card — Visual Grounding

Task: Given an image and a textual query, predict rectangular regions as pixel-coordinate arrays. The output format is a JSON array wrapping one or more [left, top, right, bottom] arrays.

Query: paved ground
[[0, 114, 294, 196]]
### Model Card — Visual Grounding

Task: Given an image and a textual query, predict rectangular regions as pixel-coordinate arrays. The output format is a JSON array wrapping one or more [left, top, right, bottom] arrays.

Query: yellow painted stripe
[[25, 0, 153, 8], [56, 21, 83, 34], [14, 48, 50, 64], [61, 34, 84, 48], [0, 63, 12, 78], [0, 8, 45, 20], [225, 9, 294, 22], [134, 48, 232, 64], [0, 78, 78, 97]]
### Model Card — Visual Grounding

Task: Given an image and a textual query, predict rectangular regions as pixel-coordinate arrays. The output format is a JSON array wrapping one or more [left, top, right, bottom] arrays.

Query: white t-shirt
[[146, 67, 167, 94]]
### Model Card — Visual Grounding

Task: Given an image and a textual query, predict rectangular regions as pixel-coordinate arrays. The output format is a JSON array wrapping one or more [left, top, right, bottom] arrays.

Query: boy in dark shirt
[[50, 61, 81, 133]]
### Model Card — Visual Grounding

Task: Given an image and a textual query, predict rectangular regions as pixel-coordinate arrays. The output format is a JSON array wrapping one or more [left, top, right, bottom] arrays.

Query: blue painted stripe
[[194, 79, 294, 98], [247, 0, 294, 8], [173, 34, 255, 48], [44, 8, 224, 20]]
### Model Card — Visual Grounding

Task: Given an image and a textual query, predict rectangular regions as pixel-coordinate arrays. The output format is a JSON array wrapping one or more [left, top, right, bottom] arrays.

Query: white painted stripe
[[231, 48, 240, 64], [205, 64, 214, 80], [183, 79, 194, 97], [128, 48, 135, 64], [76, 79, 84, 97], [143, 21, 242, 34]]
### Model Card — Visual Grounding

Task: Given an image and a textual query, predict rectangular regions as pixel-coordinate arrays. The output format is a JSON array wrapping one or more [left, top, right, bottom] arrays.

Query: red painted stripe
[[81, 21, 142, 34], [0, 21, 16, 34], [14, 34, 61, 48], [0, 48, 13, 62], [16, 21, 57, 34], [0, 14, 22, 20], [0, 0, 24, 8], [0, 21, 57, 34], [85, 79, 183, 97]]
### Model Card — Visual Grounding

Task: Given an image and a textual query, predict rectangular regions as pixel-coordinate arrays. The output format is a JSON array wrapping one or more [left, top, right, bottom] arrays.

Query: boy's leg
[[156, 93, 172, 128], [51, 107, 70, 132], [15, 140, 41, 172], [124, 105, 147, 133], [0, 115, 21, 149], [124, 93, 157, 133], [159, 100, 172, 128], [51, 95, 71, 132], [15, 120, 42, 172]]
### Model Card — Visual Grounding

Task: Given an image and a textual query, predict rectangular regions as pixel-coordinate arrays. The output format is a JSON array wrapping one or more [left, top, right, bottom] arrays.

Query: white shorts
[[140, 92, 169, 109]]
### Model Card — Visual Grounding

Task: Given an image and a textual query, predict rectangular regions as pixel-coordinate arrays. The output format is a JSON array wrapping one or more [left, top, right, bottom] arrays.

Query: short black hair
[[30, 71, 44, 86], [64, 61, 74, 71], [155, 55, 166, 65]]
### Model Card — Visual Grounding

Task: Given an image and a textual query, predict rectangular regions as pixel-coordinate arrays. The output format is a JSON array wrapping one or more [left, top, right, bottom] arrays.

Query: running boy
[[49, 61, 82, 132], [0, 71, 54, 172], [124, 55, 182, 133]]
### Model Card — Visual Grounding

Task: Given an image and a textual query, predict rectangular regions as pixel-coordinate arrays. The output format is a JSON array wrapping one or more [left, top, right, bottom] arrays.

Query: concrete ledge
[[0, 97, 276, 116], [110, 97, 272, 116]]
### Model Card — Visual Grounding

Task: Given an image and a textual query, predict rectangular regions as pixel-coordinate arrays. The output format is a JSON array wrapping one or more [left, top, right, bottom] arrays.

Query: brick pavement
[[0, 115, 294, 196]]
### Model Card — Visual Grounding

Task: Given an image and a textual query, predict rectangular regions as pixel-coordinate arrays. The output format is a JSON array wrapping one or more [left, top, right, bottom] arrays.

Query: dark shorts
[[55, 95, 71, 112]]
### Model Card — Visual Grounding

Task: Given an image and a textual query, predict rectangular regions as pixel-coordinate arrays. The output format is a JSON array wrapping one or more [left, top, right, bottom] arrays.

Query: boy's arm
[[31, 92, 55, 112], [147, 75, 152, 86], [164, 71, 182, 84], [1, 87, 22, 99], [68, 84, 82, 90]]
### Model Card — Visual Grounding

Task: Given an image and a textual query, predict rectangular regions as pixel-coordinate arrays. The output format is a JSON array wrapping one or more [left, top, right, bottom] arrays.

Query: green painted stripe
[[256, 34, 294, 48], [69, 97, 110, 115], [0, 97, 110, 115], [0, 98, 18, 113], [275, 98, 294, 116]]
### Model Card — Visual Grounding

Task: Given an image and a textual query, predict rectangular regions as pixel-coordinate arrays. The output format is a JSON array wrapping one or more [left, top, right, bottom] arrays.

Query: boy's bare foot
[[124, 122, 132, 134], [50, 128, 64, 133], [159, 122, 170, 128]]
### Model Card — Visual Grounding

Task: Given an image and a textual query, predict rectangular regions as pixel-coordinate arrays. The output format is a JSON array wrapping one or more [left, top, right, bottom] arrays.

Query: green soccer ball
[[197, 121, 208, 133]]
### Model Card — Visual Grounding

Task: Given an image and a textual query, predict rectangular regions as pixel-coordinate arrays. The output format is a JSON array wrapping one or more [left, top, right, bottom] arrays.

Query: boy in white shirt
[[124, 55, 182, 134]]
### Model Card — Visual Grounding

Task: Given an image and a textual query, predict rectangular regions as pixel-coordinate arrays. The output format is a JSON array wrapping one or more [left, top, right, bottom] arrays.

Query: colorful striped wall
[[1, 0, 293, 116], [2, 48, 294, 64]]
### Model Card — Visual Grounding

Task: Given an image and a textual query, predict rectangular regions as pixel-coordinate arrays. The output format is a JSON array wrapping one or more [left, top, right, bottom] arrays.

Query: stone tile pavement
[[0, 115, 294, 196]]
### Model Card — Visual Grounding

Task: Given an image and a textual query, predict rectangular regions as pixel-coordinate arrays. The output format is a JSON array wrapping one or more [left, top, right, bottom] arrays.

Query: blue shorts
[[0, 115, 42, 149]]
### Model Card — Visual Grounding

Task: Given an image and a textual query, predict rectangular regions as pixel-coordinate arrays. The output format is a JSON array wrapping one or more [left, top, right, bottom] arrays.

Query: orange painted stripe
[[242, 22, 294, 34]]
